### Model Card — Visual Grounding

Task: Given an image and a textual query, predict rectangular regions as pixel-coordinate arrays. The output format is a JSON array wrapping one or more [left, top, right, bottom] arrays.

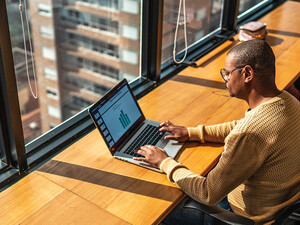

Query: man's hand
[[159, 121, 189, 142], [133, 145, 169, 168]]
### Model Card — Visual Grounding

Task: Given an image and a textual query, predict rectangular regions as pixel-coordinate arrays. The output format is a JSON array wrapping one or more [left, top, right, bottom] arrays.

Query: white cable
[[173, 0, 187, 64], [19, 0, 38, 99]]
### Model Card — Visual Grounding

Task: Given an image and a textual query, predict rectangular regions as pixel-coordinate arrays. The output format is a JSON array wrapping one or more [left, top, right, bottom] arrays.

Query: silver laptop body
[[89, 79, 183, 172]]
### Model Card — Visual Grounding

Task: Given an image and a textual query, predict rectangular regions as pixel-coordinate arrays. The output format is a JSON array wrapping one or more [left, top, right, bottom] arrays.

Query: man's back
[[228, 91, 300, 224]]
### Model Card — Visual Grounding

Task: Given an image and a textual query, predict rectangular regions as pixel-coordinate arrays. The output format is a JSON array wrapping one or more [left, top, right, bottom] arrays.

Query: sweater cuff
[[160, 157, 186, 183], [160, 157, 178, 173], [187, 125, 205, 143]]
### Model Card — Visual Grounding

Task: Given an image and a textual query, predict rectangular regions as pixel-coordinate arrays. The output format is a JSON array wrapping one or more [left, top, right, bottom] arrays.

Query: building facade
[[29, 0, 141, 132]]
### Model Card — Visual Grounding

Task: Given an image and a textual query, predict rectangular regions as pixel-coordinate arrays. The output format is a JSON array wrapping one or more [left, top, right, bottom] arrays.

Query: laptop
[[88, 79, 183, 172]]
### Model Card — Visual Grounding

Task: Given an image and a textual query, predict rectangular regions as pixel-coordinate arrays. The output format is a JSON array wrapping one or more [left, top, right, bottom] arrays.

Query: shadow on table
[[38, 159, 181, 201], [172, 75, 226, 90]]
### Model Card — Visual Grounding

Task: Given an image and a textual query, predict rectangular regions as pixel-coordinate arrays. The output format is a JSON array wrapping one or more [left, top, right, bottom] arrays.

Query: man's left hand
[[133, 145, 169, 168]]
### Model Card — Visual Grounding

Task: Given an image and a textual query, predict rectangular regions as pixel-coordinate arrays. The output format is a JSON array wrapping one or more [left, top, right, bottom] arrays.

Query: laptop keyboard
[[124, 124, 166, 157]]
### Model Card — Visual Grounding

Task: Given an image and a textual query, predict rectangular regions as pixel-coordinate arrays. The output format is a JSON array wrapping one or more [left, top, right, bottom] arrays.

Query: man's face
[[223, 53, 245, 98]]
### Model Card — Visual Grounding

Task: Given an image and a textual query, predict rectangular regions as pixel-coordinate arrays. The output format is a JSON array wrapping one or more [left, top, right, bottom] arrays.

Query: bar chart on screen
[[119, 110, 131, 129]]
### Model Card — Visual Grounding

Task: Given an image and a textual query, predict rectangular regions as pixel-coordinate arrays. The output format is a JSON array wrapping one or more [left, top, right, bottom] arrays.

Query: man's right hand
[[159, 121, 189, 142]]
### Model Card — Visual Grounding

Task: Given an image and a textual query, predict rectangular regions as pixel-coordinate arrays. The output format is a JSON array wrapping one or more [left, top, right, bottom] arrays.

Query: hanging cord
[[19, 0, 38, 99], [173, 0, 187, 64]]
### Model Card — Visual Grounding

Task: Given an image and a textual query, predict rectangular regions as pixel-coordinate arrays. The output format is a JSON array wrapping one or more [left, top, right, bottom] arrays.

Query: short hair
[[227, 40, 275, 83]]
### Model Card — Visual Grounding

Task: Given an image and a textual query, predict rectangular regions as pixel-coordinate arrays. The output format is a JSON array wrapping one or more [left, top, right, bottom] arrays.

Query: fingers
[[133, 145, 168, 168], [133, 145, 152, 159], [164, 135, 179, 141], [133, 145, 164, 159], [159, 121, 173, 128], [133, 148, 147, 162], [133, 156, 146, 162]]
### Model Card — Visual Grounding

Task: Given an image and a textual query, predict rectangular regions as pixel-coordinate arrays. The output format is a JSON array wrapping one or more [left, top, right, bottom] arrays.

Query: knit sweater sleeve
[[160, 131, 265, 205], [187, 120, 239, 143]]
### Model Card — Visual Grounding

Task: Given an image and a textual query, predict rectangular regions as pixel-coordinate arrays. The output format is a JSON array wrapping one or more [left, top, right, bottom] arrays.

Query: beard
[[225, 83, 235, 97]]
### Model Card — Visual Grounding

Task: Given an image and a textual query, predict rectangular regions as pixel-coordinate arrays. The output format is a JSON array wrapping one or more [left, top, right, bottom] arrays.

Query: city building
[[29, 0, 141, 133]]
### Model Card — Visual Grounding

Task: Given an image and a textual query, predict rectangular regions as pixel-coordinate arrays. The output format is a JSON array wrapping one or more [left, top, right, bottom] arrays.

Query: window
[[46, 87, 59, 100], [47, 105, 61, 119], [40, 25, 54, 39], [1, 0, 282, 188], [3, 0, 140, 148], [121, 49, 138, 65], [44, 67, 58, 80], [38, 3, 52, 17], [0, 121, 10, 172], [122, 24, 139, 40], [122, 0, 139, 14], [69, 33, 119, 58], [42, 47, 56, 61], [161, 0, 222, 64], [72, 0, 119, 10], [239, 0, 264, 15]]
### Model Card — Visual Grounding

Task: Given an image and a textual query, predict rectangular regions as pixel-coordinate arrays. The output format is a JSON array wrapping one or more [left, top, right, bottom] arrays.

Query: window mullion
[[0, 2, 28, 174], [221, 0, 239, 33], [141, 0, 164, 82]]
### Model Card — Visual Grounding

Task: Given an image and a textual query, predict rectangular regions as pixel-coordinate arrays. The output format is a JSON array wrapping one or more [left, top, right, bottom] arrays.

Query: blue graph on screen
[[119, 110, 131, 129]]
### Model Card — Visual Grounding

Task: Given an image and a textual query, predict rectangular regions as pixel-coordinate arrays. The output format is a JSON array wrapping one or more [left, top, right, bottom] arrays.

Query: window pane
[[162, 0, 222, 64], [239, 0, 270, 16], [0, 125, 8, 169], [6, 0, 141, 145], [40, 25, 54, 39]]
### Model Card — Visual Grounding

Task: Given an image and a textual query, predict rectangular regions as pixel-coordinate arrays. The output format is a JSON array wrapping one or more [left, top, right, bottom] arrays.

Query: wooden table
[[1, 1, 300, 224]]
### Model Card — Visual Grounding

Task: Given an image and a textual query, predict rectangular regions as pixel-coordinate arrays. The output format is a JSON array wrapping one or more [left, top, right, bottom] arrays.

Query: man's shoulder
[[233, 91, 300, 133]]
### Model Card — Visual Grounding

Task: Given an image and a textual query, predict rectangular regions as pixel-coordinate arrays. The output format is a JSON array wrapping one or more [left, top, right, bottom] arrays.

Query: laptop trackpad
[[159, 138, 182, 158]]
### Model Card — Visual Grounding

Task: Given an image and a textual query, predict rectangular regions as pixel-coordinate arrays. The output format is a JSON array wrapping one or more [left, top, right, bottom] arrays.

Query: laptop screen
[[89, 79, 144, 151]]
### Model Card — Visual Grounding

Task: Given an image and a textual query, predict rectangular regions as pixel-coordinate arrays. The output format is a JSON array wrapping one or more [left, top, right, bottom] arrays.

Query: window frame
[[0, 0, 285, 189], [237, 0, 285, 26]]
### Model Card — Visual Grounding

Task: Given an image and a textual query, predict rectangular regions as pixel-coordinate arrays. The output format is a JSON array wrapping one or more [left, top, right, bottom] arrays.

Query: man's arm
[[160, 131, 265, 205], [188, 120, 240, 143]]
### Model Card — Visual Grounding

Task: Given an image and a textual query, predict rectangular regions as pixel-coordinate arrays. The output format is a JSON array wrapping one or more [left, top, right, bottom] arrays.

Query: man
[[134, 40, 300, 224]]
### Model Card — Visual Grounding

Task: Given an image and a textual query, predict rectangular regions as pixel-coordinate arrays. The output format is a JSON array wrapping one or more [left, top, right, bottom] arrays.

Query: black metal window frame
[[0, 0, 285, 189]]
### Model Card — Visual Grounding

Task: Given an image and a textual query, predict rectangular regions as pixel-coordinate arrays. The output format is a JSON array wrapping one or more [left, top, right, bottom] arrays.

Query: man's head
[[223, 40, 276, 98]]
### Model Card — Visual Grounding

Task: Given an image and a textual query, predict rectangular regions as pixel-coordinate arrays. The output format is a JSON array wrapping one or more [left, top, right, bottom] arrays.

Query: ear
[[244, 65, 254, 84]]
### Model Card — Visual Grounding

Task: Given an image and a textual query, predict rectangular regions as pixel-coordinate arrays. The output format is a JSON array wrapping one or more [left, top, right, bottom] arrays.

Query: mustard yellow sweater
[[160, 91, 300, 224]]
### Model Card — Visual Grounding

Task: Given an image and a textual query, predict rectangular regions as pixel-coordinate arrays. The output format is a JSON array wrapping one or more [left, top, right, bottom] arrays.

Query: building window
[[68, 33, 119, 58], [121, 49, 138, 65], [40, 25, 54, 39], [46, 87, 59, 100], [122, 0, 139, 14], [44, 67, 58, 80], [122, 24, 138, 40], [47, 105, 61, 119], [42, 47, 56, 61], [38, 3, 52, 17]]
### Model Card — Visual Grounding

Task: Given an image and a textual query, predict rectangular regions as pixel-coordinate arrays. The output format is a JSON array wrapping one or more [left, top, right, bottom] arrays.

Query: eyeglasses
[[220, 66, 245, 82]]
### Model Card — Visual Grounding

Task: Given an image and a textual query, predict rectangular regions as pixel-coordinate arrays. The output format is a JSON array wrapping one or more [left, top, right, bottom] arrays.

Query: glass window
[[5, 0, 141, 144], [122, 0, 139, 14], [44, 67, 58, 80], [161, 0, 222, 64], [0, 124, 9, 171], [46, 87, 59, 100], [122, 24, 139, 40], [40, 25, 54, 39], [42, 47, 56, 61], [121, 49, 138, 64], [238, 0, 270, 16], [38, 3, 52, 17], [47, 105, 61, 119]]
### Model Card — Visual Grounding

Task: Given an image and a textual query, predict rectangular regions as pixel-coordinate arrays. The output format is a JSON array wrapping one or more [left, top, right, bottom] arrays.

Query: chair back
[[272, 199, 300, 225]]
